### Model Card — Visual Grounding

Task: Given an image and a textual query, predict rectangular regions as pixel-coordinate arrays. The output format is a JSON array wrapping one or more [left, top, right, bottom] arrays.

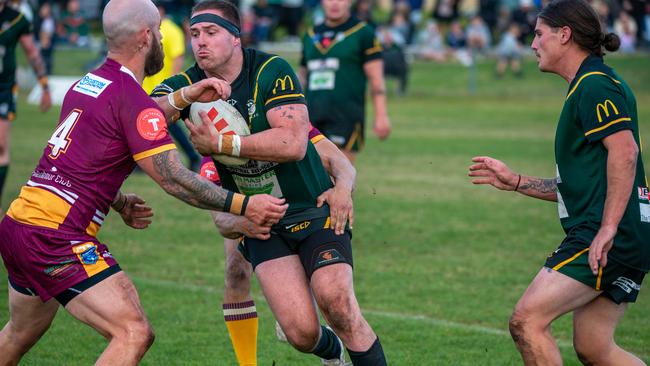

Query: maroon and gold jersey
[[7, 59, 175, 236]]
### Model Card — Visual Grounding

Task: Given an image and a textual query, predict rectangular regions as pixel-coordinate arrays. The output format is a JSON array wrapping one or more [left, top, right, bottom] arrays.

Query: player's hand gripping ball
[[189, 100, 251, 166]]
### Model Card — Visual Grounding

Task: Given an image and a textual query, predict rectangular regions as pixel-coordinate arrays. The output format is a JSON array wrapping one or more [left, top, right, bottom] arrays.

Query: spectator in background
[[414, 20, 447, 61], [495, 22, 523, 78], [511, 0, 538, 43], [466, 15, 491, 54], [614, 11, 637, 53], [35, 2, 55, 75], [446, 20, 466, 49], [432, 0, 459, 30], [253, 0, 274, 42], [58, 0, 89, 47], [390, 0, 415, 44], [353, 0, 375, 28], [377, 25, 408, 95], [280, 0, 303, 39], [479, 0, 500, 32], [142, 2, 201, 173]]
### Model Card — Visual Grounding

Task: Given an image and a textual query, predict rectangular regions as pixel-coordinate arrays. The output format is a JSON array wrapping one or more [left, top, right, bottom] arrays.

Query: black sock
[[348, 337, 386, 366], [311, 325, 342, 360], [0, 164, 8, 206]]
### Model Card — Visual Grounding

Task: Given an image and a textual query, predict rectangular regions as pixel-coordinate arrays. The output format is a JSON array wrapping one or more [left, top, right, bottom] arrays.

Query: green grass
[[2, 52, 650, 365]]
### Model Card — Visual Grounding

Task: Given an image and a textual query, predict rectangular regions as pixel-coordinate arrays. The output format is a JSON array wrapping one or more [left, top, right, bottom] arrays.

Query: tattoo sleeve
[[152, 149, 229, 210], [518, 178, 557, 194]]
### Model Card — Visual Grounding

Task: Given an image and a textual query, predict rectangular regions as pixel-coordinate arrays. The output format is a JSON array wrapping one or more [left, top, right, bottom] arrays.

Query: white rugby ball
[[189, 100, 250, 166]]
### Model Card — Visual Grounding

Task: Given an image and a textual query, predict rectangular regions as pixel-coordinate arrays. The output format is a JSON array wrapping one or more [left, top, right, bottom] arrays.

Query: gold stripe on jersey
[[311, 134, 325, 144], [566, 72, 621, 100], [252, 56, 280, 113], [365, 39, 383, 55], [309, 22, 367, 54], [86, 221, 101, 237], [584, 117, 632, 137], [132, 143, 177, 161], [180, 72, 193, 85], [6, 186, 72, 229], [552, 248, 589, 271], [264, 93, 305, 106], [0, 13, 24, 36]]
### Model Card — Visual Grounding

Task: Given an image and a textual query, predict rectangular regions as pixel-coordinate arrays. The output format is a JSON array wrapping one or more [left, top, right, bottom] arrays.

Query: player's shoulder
[[568, 58, 622, 100], [151, 64, 206, 96], [247, 48, 293, 77]]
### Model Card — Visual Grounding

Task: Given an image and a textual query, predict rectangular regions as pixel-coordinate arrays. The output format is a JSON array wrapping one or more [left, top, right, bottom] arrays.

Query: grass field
[[1, 51, 649, 365]]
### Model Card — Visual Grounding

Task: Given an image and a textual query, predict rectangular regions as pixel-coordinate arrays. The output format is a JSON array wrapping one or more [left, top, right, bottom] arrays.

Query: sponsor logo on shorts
[[317, 249, 342, 266], [136, 108, 167, 141], [287, 221, 310, 232], [73, 73, 112, 98], [612, 277, 641, 294], [79, 246, 99, 265], [44, 258, 78, 280]]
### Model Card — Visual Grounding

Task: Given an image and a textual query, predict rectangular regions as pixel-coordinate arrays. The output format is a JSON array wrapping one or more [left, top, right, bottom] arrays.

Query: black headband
[[190, 13, 240, 37]]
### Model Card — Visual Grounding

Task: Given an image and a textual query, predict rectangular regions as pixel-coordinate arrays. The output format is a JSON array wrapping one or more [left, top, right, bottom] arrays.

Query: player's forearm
[[365, 60, 388, 119], [600, 143, 637, 228], [153, 96, 182, 124], [238, 126, 308, 162], [516, 176, 558, 201], [150, 149, 234, 211], [317, 139, 356, 191], [210, 211, 248, 239]]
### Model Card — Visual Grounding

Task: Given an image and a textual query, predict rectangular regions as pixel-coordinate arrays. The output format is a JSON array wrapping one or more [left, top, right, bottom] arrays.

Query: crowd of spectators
[[11, 0, 650, 82]]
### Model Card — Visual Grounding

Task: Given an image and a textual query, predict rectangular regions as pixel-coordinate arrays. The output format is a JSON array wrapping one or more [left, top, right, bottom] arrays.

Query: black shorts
[[0, 84, 17, 121], [239, 215, 353, 278], [312, 119, 364, 153], [545, 229, 646, 304]]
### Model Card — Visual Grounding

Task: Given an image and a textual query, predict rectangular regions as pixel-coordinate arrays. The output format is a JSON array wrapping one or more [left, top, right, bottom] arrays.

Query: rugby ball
[[189, 100, 250, 166]]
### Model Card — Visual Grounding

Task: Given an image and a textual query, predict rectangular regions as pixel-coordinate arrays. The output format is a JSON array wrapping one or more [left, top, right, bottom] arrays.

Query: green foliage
[[1, 53, 649, 365]]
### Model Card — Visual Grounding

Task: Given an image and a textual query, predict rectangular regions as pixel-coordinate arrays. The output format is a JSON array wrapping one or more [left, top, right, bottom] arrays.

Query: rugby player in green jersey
[[469, 0, 649, 364], [151, 1, 386, 365], [0, 0, 51, 211], [300, 0, 391, 164]]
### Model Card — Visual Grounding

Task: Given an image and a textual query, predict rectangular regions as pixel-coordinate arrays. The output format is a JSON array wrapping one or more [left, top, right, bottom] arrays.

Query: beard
[[144, 40, 164, 77]]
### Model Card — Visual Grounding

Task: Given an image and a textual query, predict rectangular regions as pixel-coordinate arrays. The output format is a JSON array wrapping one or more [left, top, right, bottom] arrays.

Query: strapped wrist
[[224, 191, 248, 215]]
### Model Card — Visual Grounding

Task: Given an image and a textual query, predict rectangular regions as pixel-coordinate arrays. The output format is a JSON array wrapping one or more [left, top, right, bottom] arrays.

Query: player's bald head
[[103, 0, 160, 50]]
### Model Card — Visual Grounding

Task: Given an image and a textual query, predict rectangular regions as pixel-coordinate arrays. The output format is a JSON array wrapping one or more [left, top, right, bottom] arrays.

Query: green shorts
[[545, 229, 646, 304], [0, 85, 17, 121], [312, 119, 364, 153], [238, 208, 353, 278]]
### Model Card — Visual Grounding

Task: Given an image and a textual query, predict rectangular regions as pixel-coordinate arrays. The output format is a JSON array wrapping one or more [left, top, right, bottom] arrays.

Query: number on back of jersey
[[48, 109, 82, 159]]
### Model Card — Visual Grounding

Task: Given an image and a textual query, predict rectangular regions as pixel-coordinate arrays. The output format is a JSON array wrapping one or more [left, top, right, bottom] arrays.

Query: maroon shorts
[[0, 216, 119, 302]]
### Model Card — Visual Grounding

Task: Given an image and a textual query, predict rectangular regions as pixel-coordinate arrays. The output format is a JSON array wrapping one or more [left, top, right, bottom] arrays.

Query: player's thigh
[[513, 268, 600, 325], [573, 295, 627, 350], [64, 271, 151, 340], [255, 255, 319, 335], [4, 283, 59, 338]]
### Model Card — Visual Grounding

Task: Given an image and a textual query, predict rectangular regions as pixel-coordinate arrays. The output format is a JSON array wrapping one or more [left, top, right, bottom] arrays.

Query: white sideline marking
[[131, 276, 649, 359]]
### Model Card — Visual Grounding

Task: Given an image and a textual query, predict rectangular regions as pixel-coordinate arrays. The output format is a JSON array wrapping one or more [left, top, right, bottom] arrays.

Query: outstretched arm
[[137, 149, 287, 225], [469, 156, 557, 202]]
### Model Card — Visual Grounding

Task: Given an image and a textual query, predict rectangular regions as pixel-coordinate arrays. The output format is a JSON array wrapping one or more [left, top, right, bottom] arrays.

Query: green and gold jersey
[[301, 17, 382, 127], [152, 48, 333, 215], [555, 55, 650, 271], [0, 7, 30, 88]]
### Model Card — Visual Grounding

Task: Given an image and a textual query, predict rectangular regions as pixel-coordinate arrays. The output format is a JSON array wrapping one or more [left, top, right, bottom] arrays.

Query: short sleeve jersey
[[555, 55, 650, 271], [152, 48, 333, 215], [301, 17, 382, 126], [0, 7, 31, 87], [7, 59, 176, 236]]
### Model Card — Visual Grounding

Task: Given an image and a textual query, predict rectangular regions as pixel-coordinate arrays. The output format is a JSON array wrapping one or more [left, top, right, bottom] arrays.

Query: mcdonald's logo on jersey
[[596, 99, 620, 123], [273, 76, 294, 94]]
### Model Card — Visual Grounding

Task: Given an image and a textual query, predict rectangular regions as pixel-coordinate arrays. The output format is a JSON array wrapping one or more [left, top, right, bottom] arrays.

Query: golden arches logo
[[596, 100, 619, 123], [273, 76, 294, 95]]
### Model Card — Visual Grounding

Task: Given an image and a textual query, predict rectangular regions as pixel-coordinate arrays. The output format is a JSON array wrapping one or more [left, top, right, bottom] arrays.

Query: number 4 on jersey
[[48, 109, 82, 159]]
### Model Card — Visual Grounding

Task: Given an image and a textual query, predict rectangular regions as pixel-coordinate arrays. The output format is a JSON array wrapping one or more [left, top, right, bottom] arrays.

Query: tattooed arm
[[469, 156, 557, 202], [136, 149, 288, 223]]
